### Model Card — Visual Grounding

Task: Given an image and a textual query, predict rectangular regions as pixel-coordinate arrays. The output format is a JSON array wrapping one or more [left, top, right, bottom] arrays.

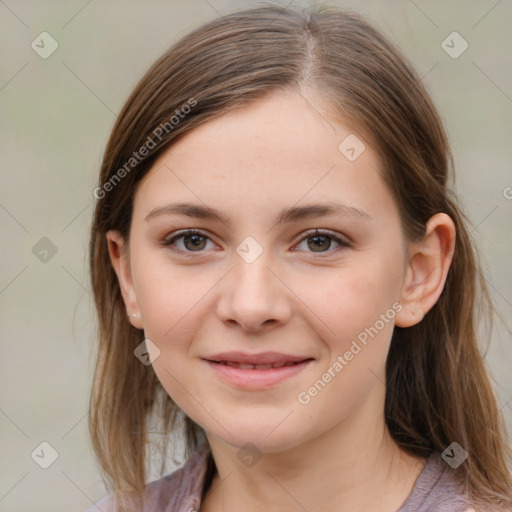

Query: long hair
[[88, 4, 512, 509]]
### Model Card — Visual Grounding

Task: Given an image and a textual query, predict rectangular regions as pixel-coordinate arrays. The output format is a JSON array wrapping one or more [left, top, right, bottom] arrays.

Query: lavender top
[[89, 450, 470, 512]]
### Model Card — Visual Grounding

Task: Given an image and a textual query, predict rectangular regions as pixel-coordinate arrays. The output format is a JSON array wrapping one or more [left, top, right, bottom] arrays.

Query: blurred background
[[0, 0, 511, 510]]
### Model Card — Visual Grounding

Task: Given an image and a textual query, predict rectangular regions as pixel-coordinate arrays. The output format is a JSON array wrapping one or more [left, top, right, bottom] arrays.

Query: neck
[[201, 394, 426, 512]]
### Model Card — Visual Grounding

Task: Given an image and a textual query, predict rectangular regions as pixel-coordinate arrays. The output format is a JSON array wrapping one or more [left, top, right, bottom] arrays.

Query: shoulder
[[85, 449, 211, 512], [464, 508, 511, 512], [464, 508, 512, 512], [411, 453, 510, 512], [399, 452, 470, 511]]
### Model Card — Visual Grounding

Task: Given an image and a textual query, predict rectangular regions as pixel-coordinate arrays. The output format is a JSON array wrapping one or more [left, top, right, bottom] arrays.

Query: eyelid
[[161, 229, 218, 253], [294, 228, 352, 249], [162, 228, 351, 256]]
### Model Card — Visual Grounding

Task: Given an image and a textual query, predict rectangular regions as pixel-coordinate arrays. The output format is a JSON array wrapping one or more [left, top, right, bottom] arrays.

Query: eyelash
[[162, 228, 351, 257]]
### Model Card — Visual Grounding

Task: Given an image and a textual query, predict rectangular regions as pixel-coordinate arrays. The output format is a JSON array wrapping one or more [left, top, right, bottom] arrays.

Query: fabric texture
[[89, 450, 470, 511], [396, 452, 469, 512]]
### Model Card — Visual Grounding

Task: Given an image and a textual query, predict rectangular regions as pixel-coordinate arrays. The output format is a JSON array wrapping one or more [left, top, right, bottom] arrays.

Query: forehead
[[135, 90, 396, 224]]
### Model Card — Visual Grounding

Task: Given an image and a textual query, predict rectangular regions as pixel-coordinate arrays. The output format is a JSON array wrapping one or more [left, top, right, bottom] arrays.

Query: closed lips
[[204, 352, 314, 370], [211, 360, 304, 370], [203, 352, 314, 388]]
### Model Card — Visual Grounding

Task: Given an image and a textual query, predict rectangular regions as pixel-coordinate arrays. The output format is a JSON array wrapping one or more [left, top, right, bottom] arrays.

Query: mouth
[[202, 352, 314, 389], [209, 359, 307, 370]]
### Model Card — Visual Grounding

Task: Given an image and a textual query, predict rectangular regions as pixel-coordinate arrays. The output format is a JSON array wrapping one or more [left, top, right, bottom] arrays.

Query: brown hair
[[88, 3, 512, 509]]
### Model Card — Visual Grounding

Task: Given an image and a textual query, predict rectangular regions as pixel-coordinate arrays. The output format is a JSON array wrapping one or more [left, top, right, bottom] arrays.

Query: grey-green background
[[1, 1, 511, 510]]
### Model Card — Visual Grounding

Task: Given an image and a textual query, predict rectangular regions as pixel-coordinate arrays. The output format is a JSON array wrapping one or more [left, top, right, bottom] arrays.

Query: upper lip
[[203, 351, 312, 365]]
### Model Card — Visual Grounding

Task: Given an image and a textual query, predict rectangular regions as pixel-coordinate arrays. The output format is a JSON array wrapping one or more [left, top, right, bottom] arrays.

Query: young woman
[[87, 4, 512, 511]]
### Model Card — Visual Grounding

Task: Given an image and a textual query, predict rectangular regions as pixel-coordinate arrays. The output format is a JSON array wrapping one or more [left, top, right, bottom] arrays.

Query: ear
[[106, 230, 143, 329], [395, 213, 456, 328]]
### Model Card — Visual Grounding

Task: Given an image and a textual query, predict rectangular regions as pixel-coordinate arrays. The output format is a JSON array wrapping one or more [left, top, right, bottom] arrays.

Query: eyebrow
[[144, 201, 373, 225]]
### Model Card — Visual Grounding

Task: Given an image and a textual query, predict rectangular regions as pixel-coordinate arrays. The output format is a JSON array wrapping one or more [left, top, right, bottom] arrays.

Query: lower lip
[[204, 360, 313, 389]]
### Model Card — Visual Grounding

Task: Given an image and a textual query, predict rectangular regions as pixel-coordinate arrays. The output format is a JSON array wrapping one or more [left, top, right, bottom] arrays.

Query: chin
[[214, 431, 302, 455], [204, 413, 313, 454]]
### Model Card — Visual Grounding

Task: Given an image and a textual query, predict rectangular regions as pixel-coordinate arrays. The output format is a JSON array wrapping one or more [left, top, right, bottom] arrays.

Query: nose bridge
[[234, 248, 272, 295], [217, 237, 291, 331], [232, 238, 278, 303]]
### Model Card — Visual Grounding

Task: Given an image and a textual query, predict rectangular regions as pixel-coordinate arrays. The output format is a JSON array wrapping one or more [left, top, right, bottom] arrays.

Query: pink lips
[[203, 351, 313, 389]]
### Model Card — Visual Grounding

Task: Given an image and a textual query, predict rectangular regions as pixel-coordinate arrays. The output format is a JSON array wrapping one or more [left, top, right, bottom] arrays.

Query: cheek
[[131, 252, 215, 406], [133, 251, 213, 343], [294, 255, 403, 350], [294, 263, 401, 422]]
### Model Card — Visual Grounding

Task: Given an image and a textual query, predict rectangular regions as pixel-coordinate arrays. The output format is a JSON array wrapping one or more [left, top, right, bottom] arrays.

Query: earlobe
[[395, 213, 456, 328], [106, 230, 143, 329]]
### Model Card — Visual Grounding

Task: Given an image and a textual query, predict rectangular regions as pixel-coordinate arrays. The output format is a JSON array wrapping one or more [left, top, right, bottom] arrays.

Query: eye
[[162, 228, 351, 256], [294, 229, 351, 254], [162, 229, 216, 253]]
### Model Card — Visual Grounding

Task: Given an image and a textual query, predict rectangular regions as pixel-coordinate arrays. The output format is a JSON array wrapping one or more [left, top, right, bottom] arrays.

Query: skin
[[107, 89, 457, 512]]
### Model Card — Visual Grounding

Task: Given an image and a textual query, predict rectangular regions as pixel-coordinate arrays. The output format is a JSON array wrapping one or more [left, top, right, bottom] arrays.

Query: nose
[[216, 251, 292, 333]]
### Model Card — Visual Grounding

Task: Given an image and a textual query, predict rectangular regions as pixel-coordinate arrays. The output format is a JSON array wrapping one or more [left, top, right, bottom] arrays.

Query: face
[[111, 90, 413, 453]]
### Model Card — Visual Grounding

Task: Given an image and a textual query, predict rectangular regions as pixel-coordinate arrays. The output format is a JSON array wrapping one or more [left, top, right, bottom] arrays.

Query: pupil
[[308, 236, 330, 252], [185, 234, 206, 250]]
